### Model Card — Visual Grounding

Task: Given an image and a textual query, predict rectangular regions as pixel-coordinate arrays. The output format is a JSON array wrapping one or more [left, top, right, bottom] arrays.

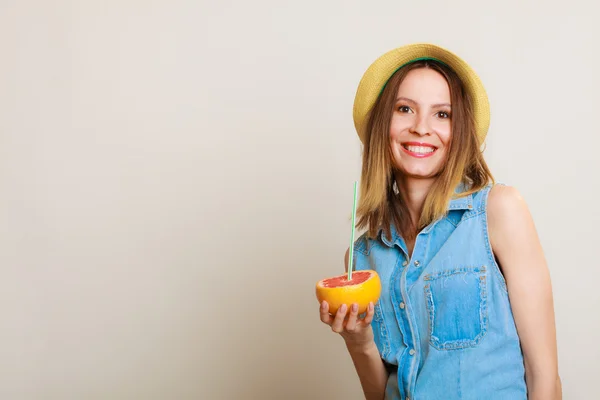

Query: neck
[[394, 174, 436, 227]]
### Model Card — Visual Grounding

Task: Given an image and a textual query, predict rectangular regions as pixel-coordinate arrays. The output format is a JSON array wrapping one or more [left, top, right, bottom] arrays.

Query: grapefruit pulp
[[315, 270, 381, 315]]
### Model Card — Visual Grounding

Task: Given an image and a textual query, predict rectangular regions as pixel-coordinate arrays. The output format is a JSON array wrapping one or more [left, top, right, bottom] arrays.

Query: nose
[[409, 114, 430, 136]]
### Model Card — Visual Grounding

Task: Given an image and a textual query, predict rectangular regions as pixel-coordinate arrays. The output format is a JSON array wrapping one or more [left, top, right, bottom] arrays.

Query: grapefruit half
[[316, 270, 381, 315]]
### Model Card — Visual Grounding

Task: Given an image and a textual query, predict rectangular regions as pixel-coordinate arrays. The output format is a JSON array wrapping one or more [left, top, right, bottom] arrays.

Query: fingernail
[[369, 302, 374, 311], [321, 301, 327, 311], [340, 304, 347, 313], [352, 304, 358, 313]]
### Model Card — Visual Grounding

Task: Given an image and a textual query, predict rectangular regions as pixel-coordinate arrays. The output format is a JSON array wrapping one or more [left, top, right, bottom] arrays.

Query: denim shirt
[[353, 185, 527, 400]]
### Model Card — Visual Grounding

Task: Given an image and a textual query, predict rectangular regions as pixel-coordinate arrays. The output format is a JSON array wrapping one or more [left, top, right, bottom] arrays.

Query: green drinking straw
[[347, 181, 358, 281]]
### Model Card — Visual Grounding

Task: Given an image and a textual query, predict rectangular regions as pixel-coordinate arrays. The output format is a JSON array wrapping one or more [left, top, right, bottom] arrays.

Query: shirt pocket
[[423, 266, 488, 350]]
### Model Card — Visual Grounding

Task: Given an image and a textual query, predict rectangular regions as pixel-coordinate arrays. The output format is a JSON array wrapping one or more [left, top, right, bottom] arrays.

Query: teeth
[[404, 145, 435, 154]]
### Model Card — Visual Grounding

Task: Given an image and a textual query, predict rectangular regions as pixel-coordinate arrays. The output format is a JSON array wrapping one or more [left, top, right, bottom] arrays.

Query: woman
[[319, 43, 561, 399]]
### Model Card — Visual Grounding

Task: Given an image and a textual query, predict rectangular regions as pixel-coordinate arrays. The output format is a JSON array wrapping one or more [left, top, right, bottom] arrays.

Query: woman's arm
[[340, 248, 388, 400], [320, 296, 388, 400], [344, 341, 389, 400], [488, 185, 562, 400]]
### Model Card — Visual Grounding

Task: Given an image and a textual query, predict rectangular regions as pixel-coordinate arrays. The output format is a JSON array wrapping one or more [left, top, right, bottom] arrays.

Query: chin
[[396, 165, 441, 179], [406, 172, 439, 180], [405, 165, 433, 174]]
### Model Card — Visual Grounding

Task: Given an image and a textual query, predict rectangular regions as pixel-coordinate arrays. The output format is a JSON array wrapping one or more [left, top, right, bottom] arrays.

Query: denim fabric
[[353, 185, 527, 400]]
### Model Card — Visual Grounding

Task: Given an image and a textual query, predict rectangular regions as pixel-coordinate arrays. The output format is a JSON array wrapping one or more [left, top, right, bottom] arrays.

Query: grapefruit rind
[[315, 270, 381, 315]]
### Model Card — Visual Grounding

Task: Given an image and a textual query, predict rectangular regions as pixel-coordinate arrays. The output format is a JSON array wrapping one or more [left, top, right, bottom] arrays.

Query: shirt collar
[[447, 193, 473, 211], [378, 184, 473, 247]]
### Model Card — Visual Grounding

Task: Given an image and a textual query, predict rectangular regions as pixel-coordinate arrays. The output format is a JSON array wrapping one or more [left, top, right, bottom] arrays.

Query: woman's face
[[390, 67, 452, 180]]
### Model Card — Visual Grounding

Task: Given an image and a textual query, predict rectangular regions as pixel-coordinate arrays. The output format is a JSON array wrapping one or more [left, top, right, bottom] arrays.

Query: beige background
[[1, 1, 598, 399]]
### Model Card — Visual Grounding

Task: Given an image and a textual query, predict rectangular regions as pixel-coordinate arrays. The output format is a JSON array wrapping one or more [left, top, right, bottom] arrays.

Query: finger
[[362, 302, 375, 325], [319, 301, 333, 325], [331, 304, 348, 333], [345, 303, 360, 332]]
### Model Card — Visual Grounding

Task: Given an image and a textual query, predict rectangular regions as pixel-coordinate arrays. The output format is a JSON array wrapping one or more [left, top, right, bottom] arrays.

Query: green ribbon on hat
[[379, 57, 450, 96]]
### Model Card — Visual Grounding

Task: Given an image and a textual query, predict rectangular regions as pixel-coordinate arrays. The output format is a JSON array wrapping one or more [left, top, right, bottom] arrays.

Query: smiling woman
[[318, 43, 562, 400], [358, 58, 492, 246]]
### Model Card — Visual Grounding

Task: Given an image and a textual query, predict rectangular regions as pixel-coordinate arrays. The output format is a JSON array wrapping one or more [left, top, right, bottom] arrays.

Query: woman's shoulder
[[487, 184, 528, 217], [486, 184, 535, 242], [465, 182, 526, 213]]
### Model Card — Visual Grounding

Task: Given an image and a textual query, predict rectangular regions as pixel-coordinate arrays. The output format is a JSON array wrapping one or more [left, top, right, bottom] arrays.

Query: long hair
[[356, 60, 494, 242]]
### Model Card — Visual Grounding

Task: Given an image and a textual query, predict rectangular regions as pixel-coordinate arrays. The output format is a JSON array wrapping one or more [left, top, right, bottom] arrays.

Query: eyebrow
[[395, 96, 451, 109]]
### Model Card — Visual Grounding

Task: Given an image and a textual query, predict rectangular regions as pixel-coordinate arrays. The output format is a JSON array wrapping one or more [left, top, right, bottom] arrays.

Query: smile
[[401, 142, 438, 158]]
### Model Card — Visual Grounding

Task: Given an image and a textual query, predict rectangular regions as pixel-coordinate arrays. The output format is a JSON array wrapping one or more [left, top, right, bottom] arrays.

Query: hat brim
[[352, 43, 490, 144]]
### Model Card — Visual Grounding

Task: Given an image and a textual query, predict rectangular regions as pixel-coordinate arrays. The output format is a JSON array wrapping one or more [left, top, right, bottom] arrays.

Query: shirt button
[[402, 260, 408, 266], [414, 260, 420, 267], [399, 302, 405, 309], [409, 349, 416, 356]]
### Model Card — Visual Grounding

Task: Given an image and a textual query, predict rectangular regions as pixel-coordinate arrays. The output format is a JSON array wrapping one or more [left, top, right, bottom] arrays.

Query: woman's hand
[[319, 300, 376, 350]]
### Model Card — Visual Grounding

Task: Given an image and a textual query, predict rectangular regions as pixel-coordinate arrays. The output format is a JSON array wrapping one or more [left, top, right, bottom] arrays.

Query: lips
[[401, 142, 438, 158]]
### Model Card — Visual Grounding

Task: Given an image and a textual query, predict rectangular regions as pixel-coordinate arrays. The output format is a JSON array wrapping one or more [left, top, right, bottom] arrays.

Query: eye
[[437, 111, 450, 119], [397, 105, 412, 113]]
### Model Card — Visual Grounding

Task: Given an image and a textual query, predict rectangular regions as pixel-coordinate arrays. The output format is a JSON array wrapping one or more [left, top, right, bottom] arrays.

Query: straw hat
[[352, 43, 490, 144]]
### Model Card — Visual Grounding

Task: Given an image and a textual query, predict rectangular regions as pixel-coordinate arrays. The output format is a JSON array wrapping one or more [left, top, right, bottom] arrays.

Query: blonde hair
[[356, 60, 494, 242]]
